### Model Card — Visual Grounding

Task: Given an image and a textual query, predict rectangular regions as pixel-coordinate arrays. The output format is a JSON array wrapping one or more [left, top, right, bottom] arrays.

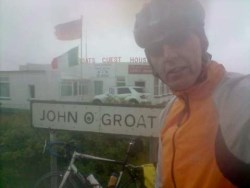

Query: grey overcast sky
[[0, 0, 250, 73]]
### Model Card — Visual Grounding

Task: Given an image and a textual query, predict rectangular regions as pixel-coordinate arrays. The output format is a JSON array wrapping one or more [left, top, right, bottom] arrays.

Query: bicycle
[[34, 138, 147, 188]]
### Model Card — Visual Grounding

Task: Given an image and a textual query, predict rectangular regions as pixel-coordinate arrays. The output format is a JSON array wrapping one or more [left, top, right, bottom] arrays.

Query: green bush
[[0, 110, 150, 187]]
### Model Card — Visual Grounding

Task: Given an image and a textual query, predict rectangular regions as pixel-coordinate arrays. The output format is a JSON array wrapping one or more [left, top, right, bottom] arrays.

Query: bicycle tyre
[[34, 171, 86, 188]]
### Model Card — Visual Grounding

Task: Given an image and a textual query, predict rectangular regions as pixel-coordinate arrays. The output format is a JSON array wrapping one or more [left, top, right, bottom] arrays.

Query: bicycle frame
[[59, 150, 137, 188]]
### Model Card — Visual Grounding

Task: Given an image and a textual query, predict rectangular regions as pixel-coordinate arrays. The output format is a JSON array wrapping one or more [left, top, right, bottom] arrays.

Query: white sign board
[[31, 101, 164, 137]]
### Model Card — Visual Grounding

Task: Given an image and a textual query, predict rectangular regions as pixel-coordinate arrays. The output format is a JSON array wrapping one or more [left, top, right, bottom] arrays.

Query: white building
[[0, 62, 172, 109]]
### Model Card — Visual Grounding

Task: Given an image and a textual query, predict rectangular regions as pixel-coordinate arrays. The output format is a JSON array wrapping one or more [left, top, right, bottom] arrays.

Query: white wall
[[0, 63, 169, 109], [0, 71, 53, 109]]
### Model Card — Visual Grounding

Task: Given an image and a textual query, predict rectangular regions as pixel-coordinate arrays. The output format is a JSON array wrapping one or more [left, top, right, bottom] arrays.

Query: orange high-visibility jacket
[[156, 62, 250, 188]]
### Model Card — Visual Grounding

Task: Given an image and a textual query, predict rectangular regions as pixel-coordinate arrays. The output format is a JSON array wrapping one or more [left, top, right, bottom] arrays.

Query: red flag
[[54, 19, 82, 40]]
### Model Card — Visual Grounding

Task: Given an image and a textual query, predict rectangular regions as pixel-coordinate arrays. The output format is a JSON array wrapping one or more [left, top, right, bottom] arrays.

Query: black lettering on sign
[[84, 112, 94, 124], [147, 116, 156, 128], [40, 110, 78, 123], [125, 114, 135, 127], [57, 111, 66, 122], [67, 112, 77, 123], [40, 110, 46, 120], [100, 113, 157, 129], [47, 110, 56, 121], [114, 114, 122, 126], [102, 113, 111, 125], [137, 115, 146, 128]]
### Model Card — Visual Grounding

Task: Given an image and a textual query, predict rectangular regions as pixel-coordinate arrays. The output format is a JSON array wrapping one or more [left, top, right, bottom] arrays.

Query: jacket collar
[[173, 61, 226, 100]]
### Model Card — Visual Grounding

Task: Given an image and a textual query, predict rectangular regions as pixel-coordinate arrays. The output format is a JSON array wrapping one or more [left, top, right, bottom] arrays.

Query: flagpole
[[80, 16, 83, 67], [83, 15, 88, 101], [85, 18, 88, 61], [80, 15, 83, 101]]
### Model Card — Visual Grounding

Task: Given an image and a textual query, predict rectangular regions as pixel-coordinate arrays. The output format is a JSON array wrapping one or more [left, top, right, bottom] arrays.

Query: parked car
[[92, 86, 152, 104]]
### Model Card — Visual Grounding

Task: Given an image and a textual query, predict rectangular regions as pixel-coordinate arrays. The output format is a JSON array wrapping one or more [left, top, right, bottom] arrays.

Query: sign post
[[49, 130, 58, 188]]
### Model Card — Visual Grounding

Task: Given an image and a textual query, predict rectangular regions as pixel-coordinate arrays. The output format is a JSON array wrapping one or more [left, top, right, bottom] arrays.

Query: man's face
[[146, 34, 203, 91]]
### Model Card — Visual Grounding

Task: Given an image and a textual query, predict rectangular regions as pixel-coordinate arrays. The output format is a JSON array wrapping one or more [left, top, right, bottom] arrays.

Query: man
[[133, 0, 250, 187]]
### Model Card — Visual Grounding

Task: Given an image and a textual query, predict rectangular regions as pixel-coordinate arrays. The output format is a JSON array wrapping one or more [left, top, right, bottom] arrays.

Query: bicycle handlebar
[[44, 137, 143, 160]]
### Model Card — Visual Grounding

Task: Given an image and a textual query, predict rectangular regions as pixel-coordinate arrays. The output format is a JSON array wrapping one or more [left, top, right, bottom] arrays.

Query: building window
[[154, 77, 159, 95], [29, 85, 35, 98], [79, 81, 85, 95], [135, 81, 145, 88], [154, 78, 170, 96], [73, 81, 78, 96], [0, 76, 10, 99], [61, 80, 73, 96], [161, 81, 166, 95], [94, 80, 103, 95], [116, 76, 126, 86], [61, 79, 88, 96]]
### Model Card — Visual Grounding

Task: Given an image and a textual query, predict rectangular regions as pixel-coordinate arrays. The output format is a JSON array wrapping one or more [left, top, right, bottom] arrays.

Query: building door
[[29, 85, 35, 98]]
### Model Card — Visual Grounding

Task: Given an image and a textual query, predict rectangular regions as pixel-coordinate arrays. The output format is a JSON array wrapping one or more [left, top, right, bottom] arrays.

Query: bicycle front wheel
[[34, 171, 83, 188]]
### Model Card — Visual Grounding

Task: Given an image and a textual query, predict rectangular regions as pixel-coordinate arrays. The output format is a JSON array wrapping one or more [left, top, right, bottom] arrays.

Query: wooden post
[[50, 130, 57, 188], [149, 137, 159, 164]]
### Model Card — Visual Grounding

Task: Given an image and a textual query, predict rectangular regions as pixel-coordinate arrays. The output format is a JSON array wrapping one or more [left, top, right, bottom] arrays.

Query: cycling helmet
[[134, 0, 208, 52]]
